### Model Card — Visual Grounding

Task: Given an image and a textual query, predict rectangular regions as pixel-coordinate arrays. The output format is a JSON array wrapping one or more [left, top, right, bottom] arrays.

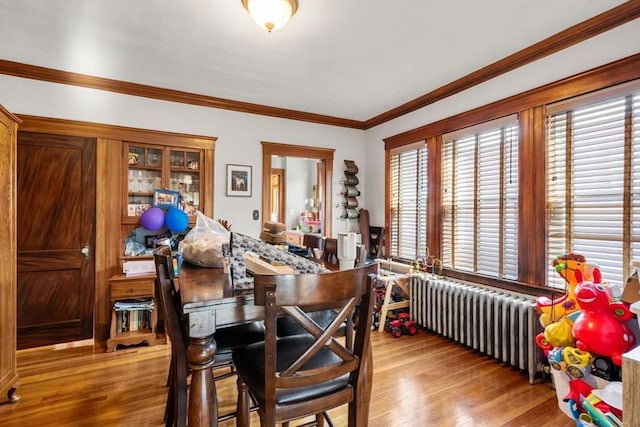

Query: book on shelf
[[116, 309, 152, 333], [114, 298, 154, 333], [130, 310, 139, 332]]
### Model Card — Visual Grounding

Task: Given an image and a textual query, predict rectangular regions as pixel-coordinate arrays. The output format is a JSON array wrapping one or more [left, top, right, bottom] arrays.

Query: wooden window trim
[[384, 52, 640, 291]]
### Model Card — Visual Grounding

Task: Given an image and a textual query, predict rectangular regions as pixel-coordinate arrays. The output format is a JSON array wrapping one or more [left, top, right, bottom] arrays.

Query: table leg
[[186, 335, 218, 427], [350, 340, 373, 426]]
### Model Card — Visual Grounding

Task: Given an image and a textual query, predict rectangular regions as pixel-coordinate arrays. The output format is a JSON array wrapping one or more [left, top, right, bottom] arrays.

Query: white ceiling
[[0, 0, 628, 122]]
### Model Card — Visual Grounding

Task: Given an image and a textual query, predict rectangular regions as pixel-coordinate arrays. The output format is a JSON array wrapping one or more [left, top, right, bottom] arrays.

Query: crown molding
[[0, 1, 638, 131], [0, 59, 365, 130], [364, 1, 640, 129]]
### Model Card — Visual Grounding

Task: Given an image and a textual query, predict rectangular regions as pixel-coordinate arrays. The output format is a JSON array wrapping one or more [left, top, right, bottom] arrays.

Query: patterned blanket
[[230, 232, 328, 290]]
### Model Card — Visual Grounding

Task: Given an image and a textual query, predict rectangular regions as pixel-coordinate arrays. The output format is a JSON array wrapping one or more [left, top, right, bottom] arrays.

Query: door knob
[[81, 245, 91, 258]]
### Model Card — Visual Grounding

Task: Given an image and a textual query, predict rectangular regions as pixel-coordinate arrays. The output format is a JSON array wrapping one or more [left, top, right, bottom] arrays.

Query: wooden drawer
[[285, 231, 303, 246], [110, 278, 154, 300]]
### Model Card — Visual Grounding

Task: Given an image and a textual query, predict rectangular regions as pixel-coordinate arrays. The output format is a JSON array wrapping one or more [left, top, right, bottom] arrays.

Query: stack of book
[[114, 298, 155, 333]]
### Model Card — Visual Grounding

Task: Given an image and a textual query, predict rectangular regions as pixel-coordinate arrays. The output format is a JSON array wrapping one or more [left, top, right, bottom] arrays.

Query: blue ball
[[139, 207, 165, 231], [165, 207, 189, 233]]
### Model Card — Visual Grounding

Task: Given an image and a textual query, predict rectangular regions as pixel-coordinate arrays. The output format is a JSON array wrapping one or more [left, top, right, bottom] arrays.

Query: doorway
[[261, 142, 334, 236], [17, 131, 96, 349]]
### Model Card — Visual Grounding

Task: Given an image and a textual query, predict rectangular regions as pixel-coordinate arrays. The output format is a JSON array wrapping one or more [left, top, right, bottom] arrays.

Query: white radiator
[[410, 276, 544, 384]]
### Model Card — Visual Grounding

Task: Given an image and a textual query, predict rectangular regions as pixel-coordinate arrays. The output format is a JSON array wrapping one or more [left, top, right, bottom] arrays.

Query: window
[[389, 143, 428, 260], [546, 82, 640, 288], [441, 116, 519, 279]]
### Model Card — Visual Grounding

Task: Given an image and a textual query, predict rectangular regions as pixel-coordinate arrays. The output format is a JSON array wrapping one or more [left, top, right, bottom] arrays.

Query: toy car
[[385, 312, 418, 338]]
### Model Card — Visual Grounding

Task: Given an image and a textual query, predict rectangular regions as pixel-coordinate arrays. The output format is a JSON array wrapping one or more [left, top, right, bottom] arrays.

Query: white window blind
[[389, 143, 428, 260], [547, 84, 640, 288], [441, 118, 519, 279]]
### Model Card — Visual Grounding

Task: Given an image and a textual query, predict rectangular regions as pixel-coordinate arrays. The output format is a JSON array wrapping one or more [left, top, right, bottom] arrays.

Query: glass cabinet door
[[125, 144, 202, 218], [169, 150, 200, 215], [127, 145, 163, 217]]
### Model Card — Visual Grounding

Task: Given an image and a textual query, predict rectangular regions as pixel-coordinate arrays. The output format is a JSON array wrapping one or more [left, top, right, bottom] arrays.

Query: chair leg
[[315, 413, 324, 427], [236, 376, 251, 427]]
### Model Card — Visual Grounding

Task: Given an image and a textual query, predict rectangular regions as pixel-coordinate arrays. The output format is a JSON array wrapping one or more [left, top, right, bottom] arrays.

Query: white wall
[[1, 19, 639, 238], [363, 19, 640, 228], [0, 75, 365, 238]]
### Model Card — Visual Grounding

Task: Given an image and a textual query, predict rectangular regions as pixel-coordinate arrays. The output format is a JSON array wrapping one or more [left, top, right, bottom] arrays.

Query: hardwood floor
[[0, 330, 573, 426]]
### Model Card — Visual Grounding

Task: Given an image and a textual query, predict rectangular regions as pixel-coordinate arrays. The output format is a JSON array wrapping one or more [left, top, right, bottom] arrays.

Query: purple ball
[[140, 207, 165, 231]]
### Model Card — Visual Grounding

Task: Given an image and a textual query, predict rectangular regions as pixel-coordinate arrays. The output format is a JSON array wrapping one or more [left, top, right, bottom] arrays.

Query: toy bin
[[551, 368, 609, 418]]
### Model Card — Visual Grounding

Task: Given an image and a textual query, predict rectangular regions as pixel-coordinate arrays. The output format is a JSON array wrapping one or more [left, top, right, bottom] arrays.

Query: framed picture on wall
[[226, 164, 252, 197]]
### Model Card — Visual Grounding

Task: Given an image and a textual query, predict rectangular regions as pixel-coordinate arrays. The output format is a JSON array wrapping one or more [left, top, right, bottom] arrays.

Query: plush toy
[[572, 270, 635, 366], [536, 315, 576, 354], [536, 253, 599, 327]]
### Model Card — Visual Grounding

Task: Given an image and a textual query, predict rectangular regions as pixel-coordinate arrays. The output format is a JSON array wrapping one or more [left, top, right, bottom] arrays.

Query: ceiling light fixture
[[241, 0, 298, 33]]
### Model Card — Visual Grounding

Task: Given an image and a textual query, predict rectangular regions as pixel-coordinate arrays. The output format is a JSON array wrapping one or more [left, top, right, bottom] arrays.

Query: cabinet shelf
[[128, 164, 162, 171], [170, 167, 200, 173], [106, 275, 157, 352], [111, 329, 154, 338], [124, 143, 203, 219]]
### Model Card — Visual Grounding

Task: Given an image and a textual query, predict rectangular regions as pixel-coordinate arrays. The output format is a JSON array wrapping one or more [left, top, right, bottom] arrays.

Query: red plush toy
[[572, 270, 635, 366]]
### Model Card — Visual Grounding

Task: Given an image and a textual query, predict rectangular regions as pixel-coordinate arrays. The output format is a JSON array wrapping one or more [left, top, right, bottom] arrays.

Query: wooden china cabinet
[[0, 104, 20, 403], [108, 139, 214, 351], [124, 143, 203, 218]]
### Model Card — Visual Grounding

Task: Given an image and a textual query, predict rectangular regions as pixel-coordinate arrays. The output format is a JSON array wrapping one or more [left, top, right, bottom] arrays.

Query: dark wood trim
[[385, 52, 640, 149], [383, 150, 391, 257], [16, 115, 217, 148], [441, 268, 562, 298], [260, 142, 335, 237], [427, 136, 442, 263], [384, 50, 640, 290], [95, 138, 123, 344], [531, 105, 548, 287], [368, 1, 640, 129], [261, 141, 336, 160], [517, 108, 537, 286], [0, 60, 365, 130], [0, 104, 21, 124]]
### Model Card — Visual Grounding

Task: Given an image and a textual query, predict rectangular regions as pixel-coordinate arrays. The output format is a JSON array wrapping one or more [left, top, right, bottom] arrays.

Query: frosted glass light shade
[[241, 0, 298, 32]]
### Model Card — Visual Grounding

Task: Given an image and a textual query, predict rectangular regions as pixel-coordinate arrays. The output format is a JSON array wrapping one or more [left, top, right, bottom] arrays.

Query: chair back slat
[[275, 358, 359, 389]]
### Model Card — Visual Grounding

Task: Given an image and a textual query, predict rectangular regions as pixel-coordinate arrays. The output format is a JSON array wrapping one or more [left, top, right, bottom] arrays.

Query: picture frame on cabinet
[[226, 164, 252, 197], [153, 189, 180, 209]]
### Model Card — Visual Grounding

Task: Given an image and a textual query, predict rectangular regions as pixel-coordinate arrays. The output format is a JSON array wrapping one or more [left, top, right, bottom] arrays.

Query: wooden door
[[17, 132, 96, 349]]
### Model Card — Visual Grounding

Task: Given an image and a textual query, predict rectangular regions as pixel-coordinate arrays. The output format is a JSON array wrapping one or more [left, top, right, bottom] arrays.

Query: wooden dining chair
[[232, 263, 378, 427], [153, 248, 264, 426], [302, 233, 324, 263], [322, 237, 339, 268]]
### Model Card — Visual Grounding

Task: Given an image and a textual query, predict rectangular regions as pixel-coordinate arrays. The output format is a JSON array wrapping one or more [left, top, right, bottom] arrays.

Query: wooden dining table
[[176, 260, 373, 427]]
